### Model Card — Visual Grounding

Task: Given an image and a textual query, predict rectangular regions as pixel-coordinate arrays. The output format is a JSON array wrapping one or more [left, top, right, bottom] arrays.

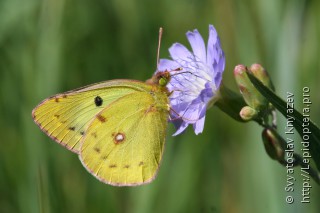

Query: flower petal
[[207, 25, 218, 68], [212, 49, 225, 88], [169, 43, 193, 63], [187, 29, 206, 63], [193, 115, 205, 135], [158, 59, 179, 71], [172, 119, 189, 136], [199, 82, 214, 103], [213, 72, 222, 88]]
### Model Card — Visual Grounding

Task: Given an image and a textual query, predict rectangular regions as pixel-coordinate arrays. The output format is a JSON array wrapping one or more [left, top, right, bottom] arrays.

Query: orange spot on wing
[[96, 114, 106, 123]]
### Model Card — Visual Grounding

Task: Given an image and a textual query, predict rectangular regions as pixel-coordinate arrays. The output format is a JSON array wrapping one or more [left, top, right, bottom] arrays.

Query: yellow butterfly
[[32, 71, 171, 186]]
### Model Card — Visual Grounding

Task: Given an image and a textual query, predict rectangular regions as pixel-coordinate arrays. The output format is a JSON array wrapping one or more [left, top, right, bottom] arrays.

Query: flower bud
[[262, 128, 285, 161], [239, 106, 257, 121], [234, 65, 268, 111], [249, 64, 275, 91]]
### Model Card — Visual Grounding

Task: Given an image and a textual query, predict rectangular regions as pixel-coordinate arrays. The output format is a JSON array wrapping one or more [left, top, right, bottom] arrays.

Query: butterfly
[[32, 28, 175, 186], [32, 70, 172, 186]]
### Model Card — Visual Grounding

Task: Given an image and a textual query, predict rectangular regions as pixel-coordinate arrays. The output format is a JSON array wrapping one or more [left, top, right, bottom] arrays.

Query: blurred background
[[0, 0, 319, 212]]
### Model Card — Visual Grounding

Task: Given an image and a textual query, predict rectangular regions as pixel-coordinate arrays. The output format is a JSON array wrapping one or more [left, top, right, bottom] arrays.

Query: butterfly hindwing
[[32, 80, 152, 153], [79, 90, 169, 186]]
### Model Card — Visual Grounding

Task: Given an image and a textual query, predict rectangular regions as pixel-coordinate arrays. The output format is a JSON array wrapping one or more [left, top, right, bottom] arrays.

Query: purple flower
[[158, 25, 225, 135]]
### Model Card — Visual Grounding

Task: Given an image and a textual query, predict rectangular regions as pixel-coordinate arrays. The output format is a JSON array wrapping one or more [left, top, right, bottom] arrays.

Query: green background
[[1, 0, 319, 212]]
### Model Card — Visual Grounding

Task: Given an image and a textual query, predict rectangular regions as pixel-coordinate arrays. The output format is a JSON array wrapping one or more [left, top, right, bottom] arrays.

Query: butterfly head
[[146, 70, 171, 87]]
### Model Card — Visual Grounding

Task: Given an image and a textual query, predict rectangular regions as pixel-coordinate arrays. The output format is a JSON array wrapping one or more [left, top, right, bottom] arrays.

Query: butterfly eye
[[94, 96, 103, 106], [159, 77, 168, 87]]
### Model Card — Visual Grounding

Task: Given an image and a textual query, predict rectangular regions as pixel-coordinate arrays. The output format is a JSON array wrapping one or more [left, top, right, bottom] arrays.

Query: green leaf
[[247, 72, 320, 171]]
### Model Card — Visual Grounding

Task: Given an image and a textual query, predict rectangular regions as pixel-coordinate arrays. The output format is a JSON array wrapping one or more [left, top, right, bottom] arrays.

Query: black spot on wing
[[94, 96, 103, 107], [68, 126, 76, 131], [94, 147, 100, 153]]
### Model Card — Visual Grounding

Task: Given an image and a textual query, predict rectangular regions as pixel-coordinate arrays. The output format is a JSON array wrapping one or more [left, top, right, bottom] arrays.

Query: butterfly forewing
[[79, 89, 169, 186], [32, 80, 152, 153]]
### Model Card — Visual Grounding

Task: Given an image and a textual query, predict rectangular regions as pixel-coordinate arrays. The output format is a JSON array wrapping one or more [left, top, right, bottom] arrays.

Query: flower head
[[157, 25, 225, 135]]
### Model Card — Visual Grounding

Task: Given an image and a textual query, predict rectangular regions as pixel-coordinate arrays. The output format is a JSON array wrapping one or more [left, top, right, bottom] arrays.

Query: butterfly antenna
[[157, 27, 163, 68], [169, 107, 199, 122]]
